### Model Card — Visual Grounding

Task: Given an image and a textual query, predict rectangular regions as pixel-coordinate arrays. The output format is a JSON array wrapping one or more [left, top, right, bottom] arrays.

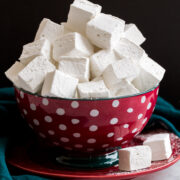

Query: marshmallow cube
[[53, 32, 94, 61], [103, 58, 140, 88], [18, 56, 56, 93], [19, 38, 51, 65], [5, 61, 25, 88], [114, 38, 145, 63], [35, 18, 64, 43], [86, 13, 125, 49], [133, 56, 166, 91], [58, 56, 89, 82], [118, 145, 152, 171], [143, 133, 172, 161], [124, 24, 146, 45], [67, 0, 102, 34], [77, 80, 110, 98], [61, 22, 73, 35], [90, 50, 119, 78], [41, 70, 78, 98]]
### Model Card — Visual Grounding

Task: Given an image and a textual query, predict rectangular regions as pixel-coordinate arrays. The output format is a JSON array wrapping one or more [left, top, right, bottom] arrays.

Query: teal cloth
[[0, 87, 180, 180]]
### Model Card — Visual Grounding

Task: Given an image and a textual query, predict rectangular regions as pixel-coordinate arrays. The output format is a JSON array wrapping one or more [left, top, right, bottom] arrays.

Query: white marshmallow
[[61, 22, 73, 34], [92, 76, 103, 82], [124, 23, 146, 45], [90, 50, 119, 78], [86, 13, 125, 49], [41, 70, 78, 98], [58, 56, 89, 82], [103, 58, 140, 88], [67, 0, 102, 34], [77, 80, 110, 98], [18, 56, 56, 93], [19, 38, 51, 65], [143, 133, 172, 161], [132, 56, 165, 91], [114, 38, 145, 63], [53, 32, 94, 61], [118, 145, 152, 171], [5, 61, 25, 88], [35, 18, 64, 43]]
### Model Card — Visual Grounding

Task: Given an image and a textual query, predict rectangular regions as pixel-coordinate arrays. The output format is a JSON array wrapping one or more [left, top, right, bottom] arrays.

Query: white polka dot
[[48, 130, 55, 135], [121, 140, 128, 144], [56, 108, 65, 115], [74, 144, 83, 148], [132, 128, 138, 133], [147, 102, 152, 110], [102, 144, 109, 148], [142, 117, 148, 124], [16, 98, 20, 103], [90, 109, 99, 117], [71, 119, 80, 125], [28, 124, 33, 129], [39, 133, 46, 138], [23, 109, 27, 115], [44, 116, 53, 123], [20, 91, 24, 99], [153, 107, 155, 112], [73, 133, 81, 138], [42, 98, 49, 106], [33, 119, 39, 126], [53, 142, 59, 146], [117, 137, 123, 141], [87, 138, 96, 144], [138, 113, 143, 120], [112, 100, 119, 107], [127, 108, 133, 113], [30, 103, 36, 111], [71, 101, 79, 109], [64, 147, 72, 151], [123, 124, 129, 128], [89, 125, 98, 132], [114, 164, 119, 167], [156, 88, 159, 95], [110, 118, 118, 125], [60, 137, 69, 142], [141, 96, 146, 103], [59, 124, 67, 131], [87, 148, 94, 152], [107, 132, 114, 138]]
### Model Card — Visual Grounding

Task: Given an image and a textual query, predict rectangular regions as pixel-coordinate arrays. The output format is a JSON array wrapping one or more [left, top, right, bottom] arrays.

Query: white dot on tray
[[102, 144, 109, 148], [39, 133, 46, 138], [73, 133, 81, 138], [48, 130, 55, 135], [30, 103, 36, 111], [90, 109, 99, 117], [20, 91, 24, 99], [123, 124, 129, 128], [42, 98, 49, 106], [89, 125, 98, 132], [142, 117, 148, 124], [33, 119, 39, 126], [147, 102, 152, 110], [138, 113, 143, 120], [74, 144, 83, 148], [71, 119, 80, 125], [87, 138, 96, 144], [117, 137, 123, 141], [112, 100, 119, 107], [110, 118, 118, 125], [132, 128, 138, 133], [56, 108, 65, 115], [59, 124, 67, 131], [71, 101, 79, 109], [60, 137, 69, 143], [127, 108, 133, 113], [44, 116, 53, 123], [107, 132, 114, 138], [23, 109, 27, 115], [141, 96, 146, 103]]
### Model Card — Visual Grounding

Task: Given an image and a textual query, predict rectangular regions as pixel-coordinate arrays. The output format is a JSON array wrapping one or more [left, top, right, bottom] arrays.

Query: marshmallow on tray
[[67, 0, 102, 34], [58, 56, 89, 82], [124, 24, 146, 45], [132, 56, 166, 91], [19, 38, 51, 65], [90, 50, 119, 78], [86, 13, 125, 49], [53, 32, 94, 62], [5, 61, 25, 88], [35, 18, 64, 43], [118, 145, 152, 171], [143, 133, 172, 161], [41, 70, 78, 98], [103, 58, 140, 88], [77, 80, 110, 98], [18, 56, 56, 93]]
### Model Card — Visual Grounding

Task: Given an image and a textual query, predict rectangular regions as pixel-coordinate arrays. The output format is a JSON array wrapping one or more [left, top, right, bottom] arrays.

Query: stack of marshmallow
[[5, 0, 165, 99]]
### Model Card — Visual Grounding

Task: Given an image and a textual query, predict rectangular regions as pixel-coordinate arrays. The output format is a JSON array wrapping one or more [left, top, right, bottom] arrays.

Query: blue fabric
[[0, 87, 179, 180]]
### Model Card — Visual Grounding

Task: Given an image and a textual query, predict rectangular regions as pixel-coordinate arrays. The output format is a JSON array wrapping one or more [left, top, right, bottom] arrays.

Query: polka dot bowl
[[15, 86, 159, 154]]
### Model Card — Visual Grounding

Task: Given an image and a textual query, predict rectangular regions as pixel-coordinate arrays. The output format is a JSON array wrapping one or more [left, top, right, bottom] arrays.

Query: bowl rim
[[14, 84, 159, 101]]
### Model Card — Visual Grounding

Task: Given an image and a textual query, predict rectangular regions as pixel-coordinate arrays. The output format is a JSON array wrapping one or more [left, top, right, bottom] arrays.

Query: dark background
[[1, 0, 180, 108]]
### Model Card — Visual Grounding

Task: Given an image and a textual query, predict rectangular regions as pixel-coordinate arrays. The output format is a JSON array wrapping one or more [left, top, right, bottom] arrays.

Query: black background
[[1, 0, 180, 108]]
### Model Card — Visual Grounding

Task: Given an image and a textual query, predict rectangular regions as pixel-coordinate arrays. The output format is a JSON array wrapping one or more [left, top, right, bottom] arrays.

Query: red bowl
[[14, 86, 159, 153]]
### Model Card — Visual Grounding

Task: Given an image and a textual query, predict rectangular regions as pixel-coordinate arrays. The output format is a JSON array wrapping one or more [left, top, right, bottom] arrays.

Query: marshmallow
[[92, 76, 103, 82], [19, 38, 51, 65], [132, 56, 165, 91], [118, 145, 152, 171], [77, 80, 110, 98], [5, 61, 25, 88], [114, 38, 145, 63], [143, 133, 172, 161], [67, 0, 102, 34], [53, 32, 94, 61], [124, 24, 146, 45], [86, 13, 125, 49], [90, 50, 119, 78], [18, 56, 56, 93], [61, 22, 73, 34], [35, 18, 64, 43], [41, 70, 78, 98], [58, 56, 89, 82], [103, 58, 140, 88]]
